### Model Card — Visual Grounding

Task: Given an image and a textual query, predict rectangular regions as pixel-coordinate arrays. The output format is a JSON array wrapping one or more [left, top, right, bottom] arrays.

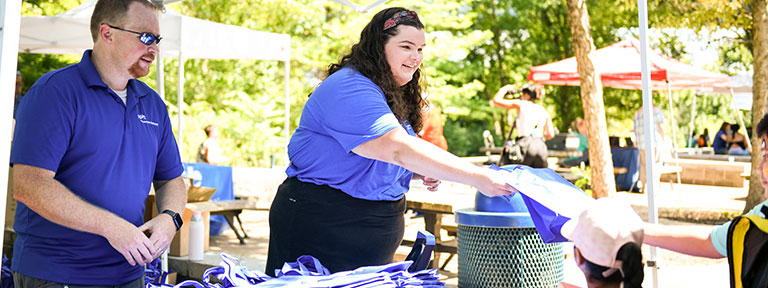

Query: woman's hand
[[421, 176, 441, 192], [475, 169, 517, 197]]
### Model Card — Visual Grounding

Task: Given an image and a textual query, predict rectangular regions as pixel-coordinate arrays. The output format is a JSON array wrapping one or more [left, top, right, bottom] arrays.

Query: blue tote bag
[[492, 165, 594, 243]]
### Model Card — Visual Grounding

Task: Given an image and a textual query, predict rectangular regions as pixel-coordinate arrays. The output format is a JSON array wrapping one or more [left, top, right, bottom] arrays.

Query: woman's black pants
[[265, 177, 406, 276]]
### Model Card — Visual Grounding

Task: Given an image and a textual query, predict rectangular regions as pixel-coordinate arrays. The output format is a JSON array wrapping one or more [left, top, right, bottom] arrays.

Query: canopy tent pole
[[177, 52, 185, 158], [0, 0, 22, 253], [666, 81, 681, 184], [732, 88, 752, 151], [688, 95, 697, 148], [156, 49, 164, 100], [283, 59, 290, 165], [638, 0, 660, 287]]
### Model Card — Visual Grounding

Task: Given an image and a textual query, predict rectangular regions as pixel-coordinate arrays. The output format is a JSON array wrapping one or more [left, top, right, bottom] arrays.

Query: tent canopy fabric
[[697, 72, 753, 111], [15, 0, 292, 159], [527, 37, 730, 90], [18, 0, 290, 61]]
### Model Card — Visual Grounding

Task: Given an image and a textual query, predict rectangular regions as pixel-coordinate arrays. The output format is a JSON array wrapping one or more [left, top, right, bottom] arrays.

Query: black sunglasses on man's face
[[106, 24, 162, 45]]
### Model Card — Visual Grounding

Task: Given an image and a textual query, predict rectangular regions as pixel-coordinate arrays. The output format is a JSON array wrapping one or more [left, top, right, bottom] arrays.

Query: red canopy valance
[[527, 37, 730, 90]]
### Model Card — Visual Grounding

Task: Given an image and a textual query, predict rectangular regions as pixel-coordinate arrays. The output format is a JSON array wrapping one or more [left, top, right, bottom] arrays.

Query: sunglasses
[[107, 24, 162, 45]]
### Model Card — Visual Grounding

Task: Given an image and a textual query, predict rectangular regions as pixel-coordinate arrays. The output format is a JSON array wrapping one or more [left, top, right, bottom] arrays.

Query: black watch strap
[[161, 209, 183, 231]]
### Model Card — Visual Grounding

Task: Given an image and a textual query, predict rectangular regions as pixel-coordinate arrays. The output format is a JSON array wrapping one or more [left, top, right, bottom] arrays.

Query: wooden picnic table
[[479, 147, 583, 159], [403, 182, 475, 270]]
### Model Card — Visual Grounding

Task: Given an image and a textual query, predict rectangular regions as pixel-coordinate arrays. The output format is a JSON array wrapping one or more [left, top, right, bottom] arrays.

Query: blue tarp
[[182, 162, 234, 235]]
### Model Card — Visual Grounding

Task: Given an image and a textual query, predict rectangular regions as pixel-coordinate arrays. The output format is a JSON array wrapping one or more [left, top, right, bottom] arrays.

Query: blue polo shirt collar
[[77, 50, 153, 107]]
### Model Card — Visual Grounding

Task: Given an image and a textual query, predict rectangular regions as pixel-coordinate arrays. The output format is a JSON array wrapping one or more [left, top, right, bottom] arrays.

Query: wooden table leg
[[423, 212, 442, 269]]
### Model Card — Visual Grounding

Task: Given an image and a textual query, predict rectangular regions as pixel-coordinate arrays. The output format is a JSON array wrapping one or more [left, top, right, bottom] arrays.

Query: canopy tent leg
[[731, 88, 752, 151], [156, 49, 164, 100], [666, 82, 681, 185], [688, 94, 697, 148], [283, 59, 290, 165], [638, 1, 660, 287], [177, 53, 185, 158], [0, 0, 22, 255]]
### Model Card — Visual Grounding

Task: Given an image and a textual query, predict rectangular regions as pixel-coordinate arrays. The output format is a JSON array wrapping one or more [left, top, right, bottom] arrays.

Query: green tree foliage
[[16, 0, 739, 166]]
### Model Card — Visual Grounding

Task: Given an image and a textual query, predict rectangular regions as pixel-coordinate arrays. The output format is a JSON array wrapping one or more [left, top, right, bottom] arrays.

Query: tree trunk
[[565, 0, 616, 198], [746, 0, 768, 212]]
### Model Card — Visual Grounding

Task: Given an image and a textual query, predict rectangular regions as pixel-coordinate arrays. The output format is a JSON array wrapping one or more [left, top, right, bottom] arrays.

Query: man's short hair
[[90, 0, 159, 43]]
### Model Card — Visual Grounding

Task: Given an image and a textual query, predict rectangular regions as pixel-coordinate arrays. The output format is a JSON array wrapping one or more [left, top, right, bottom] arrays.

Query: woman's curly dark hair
[[326, 7, 427, 132]]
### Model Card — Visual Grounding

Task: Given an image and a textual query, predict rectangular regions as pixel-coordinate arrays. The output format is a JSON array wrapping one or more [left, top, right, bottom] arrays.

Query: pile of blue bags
[[146, 253, 443, 288], [145, 231, 444, 288]]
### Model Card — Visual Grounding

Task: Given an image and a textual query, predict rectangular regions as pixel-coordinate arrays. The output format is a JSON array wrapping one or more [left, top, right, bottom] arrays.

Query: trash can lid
[[455, 208, 534, 228], [475, 191, 529, 213]]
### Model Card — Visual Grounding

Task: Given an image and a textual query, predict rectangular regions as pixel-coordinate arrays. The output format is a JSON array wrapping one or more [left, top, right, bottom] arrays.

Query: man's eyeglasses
[[106, 24, 162, 45]]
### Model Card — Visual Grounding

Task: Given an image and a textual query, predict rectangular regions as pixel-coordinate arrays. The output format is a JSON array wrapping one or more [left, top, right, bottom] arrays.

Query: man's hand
[[104, 221, 156, 266], [139, 214, 178, 259]]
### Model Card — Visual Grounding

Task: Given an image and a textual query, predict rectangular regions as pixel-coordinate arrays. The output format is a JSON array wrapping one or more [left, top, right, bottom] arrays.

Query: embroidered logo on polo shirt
[[137, 114, 158, 126]]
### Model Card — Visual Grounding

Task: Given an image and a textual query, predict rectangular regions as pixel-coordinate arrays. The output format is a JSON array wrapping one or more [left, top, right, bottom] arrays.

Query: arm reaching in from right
[[352, 128, 516, 197], [643, 222, 723, 258]]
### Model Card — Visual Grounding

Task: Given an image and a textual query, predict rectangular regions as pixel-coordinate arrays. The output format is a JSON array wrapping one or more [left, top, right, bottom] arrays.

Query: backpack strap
[[761, 204, 768, 218], [497, 119, 518, 166], [728, 213, 768, 288], [728, 216, 749, 288]]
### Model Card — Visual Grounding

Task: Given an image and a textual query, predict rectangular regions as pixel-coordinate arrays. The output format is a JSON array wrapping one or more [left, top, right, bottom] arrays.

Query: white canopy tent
[[698, 72, 753, 110], [693, 72, 753, 151], [0, 1, 290, 270], [16, 0, 292, 157], [0, 0, 22, 260], [328, 0, 388, 13]]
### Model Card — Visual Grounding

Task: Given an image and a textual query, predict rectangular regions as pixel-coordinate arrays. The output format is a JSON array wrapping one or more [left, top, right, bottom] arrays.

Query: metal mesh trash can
[[456, 193, 564, 288]]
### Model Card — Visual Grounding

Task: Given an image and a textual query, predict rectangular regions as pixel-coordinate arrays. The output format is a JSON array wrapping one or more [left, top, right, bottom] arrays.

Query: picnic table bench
[[186, 199, 267, 245], [402, 198, 458, 270]]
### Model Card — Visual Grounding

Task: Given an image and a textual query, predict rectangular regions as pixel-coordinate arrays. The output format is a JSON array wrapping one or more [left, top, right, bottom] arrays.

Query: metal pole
[[177, 53, 184, 159], [0, 0, 22, 254], [667, 81, 678, 153], [732, 87, 752, 151], [156, 50, 164, 100], [667, 82, 681, 184], [638, 0, 660, 287], [689, 95, 697, 148], [283, 59, 290, 165]]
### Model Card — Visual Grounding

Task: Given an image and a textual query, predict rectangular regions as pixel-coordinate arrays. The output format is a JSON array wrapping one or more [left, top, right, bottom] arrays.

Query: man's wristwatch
[[162, 209, 183, 231]]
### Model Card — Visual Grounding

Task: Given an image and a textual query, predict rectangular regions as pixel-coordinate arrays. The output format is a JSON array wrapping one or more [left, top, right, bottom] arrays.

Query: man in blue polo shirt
[[10, 0, 187, 287]]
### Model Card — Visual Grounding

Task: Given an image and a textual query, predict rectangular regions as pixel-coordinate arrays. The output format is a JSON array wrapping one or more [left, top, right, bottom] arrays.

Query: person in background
[[686, 130, 697, 148], [418, 102, 448, 150], [266, 7, 515, 275], [562, 198, 645, 288], [632, 105, 665, 190], [10, 0, 187, 287], [712, 122, 731, 154], [197, 124, 228, 165], [491, 84, 555, 168], [727, 124, 750, 155], [561, 117, 589, 167], [697, 128, 709, 148], [13, 70, 23, 119], [643, 113, 768, 273]]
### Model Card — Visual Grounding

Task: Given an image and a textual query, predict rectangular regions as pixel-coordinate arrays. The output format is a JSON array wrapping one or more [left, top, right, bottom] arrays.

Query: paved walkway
[[187, 180, 747, 288]]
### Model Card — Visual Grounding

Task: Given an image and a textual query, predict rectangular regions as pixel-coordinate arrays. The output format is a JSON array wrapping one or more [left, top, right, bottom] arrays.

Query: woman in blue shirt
[[266, 7, 515, 275], [712, 122, 731, 154]]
